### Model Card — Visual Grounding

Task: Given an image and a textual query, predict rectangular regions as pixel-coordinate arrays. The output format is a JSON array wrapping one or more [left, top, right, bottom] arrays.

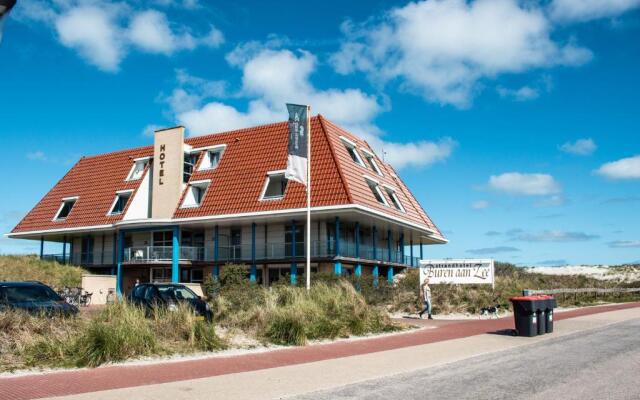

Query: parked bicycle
[[56, 287, 93, 307]]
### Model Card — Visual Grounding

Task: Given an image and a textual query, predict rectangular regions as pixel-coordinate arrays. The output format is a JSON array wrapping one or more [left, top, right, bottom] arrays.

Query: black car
[[0, 281, 79, 316], [128, 283, 212, 321]]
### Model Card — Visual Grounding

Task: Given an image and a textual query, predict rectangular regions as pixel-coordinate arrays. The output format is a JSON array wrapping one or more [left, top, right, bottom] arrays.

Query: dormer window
[[361, 149, 383, 176], [125, 157, 150, 181], [384, 185, 405, 212], [54, 197, 78, 220], [260, 171, 288, 200], [196, 145, 226, 171], [183, 152, 198, 183], [364, 176, 388, 206], [340, 136, 365, 167], [108, 190, 133, 215], [181, 179, 210, 208]]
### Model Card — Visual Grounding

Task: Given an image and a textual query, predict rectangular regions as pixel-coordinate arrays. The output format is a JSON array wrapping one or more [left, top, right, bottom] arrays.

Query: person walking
[[419, 277, 433, 320]]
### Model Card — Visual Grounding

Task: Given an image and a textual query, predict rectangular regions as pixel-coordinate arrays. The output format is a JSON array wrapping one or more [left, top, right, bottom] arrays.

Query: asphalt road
[[291, 318, 640, 400]]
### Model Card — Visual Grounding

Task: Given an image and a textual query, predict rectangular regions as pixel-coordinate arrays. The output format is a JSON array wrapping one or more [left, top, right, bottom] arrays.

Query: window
[[150, 268, 171, 283], [340, 136, 365, 167], [364, 177, 388, 206], [126, 158, 149, 181], [54, 197, 78, 220], [109, 190, 132, 215], [196, 145, 226, 171], [181, 179, 210, 208], [183, 152, 198, 183], [261, 172, 288, 200], [361, 149, 383, 176], [384, 186, 405, 212], [153, 231, 172, 247]]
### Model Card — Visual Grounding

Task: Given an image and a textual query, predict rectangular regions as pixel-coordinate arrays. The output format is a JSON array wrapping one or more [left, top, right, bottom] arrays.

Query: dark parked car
[[128, 283, 212, 321], [0, 281, 79, 316]]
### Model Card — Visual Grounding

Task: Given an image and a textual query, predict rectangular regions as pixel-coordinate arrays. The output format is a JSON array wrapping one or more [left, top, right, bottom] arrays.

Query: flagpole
[[306, 106, 311, 291]]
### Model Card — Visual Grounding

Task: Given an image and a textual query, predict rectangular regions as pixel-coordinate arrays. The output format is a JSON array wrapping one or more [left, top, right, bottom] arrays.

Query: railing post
[[250, 222, 257, 282], [400, 232, 404, 265], [62, 235, 67, 265], [116, 230, 124, 297], [354, 221, 361, 277], [290, 220, 297, 285], [172, 226, 180, 283], [213, 225, 219, 279], [39, 236, 44, 260], [334, 216, 342, 276], [387, 229, 392, 263]]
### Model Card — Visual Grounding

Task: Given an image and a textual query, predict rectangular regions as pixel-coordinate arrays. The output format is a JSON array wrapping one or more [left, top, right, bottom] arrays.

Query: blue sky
[[1, 0, 639, 266]]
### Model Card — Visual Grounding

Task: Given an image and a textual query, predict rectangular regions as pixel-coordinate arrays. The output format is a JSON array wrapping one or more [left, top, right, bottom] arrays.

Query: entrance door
[[81, 236, 94, 265], [230, 228, 242, 260]]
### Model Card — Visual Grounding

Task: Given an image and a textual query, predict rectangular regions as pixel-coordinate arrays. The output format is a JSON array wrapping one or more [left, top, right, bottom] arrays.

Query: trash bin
[[510, 296, 539, 337], [543, 295, 557, 333], [535, 306, 546, 335]]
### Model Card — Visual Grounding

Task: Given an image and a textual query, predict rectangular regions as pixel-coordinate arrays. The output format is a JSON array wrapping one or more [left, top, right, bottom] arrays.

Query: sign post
[[419, 259, 495, 289]]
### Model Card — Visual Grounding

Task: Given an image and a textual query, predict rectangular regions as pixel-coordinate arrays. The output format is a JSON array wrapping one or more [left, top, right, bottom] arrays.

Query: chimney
[[151, 126, 185, 218]]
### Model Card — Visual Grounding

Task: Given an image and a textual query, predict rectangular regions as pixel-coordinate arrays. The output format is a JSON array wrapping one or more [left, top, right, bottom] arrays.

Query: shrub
[[0, 255, 84, 288]]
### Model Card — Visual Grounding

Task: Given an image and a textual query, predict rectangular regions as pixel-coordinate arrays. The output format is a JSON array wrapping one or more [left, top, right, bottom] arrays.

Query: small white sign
[[419, 259, 495, 287]]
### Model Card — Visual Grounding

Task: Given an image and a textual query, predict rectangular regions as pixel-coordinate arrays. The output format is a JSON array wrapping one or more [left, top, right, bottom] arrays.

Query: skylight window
[[340, 136, 365, 167], [54, 197, 78, 220], [364, 177, 388, 206], [125, 157, 150, 181], [181, 180, 210, 208], [196, 145, 226, 171], [361, 149, 383, 176], [384, 185, 405, 212], [183, 152, 198, 183], [109, 190, 133, 215], [261, 171, 288, 200]]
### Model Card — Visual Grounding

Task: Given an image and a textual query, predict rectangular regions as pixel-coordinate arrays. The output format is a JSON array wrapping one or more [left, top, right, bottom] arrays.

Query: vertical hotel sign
[[419, 259, 495, 288], [151, 126, 185, 219]]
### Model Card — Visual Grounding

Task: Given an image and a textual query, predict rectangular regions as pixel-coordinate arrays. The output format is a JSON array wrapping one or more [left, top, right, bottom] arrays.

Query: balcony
[[123, 246, 205, 263]]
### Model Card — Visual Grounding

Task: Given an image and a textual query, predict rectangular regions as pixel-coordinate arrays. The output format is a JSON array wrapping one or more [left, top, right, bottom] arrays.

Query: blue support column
[[354, 222, 361, 277], [334, 216, 342, 275], [213, 225, 219, 279], [387, 266, 394, 284], [410, 239, 414, 267], [250, 223, 257, 282], [39, 237, 44, 259], [372, 225, 378, 288], [290, 220, 297, 285], [111, 233, 117, 275], [62, 235, 67, 265], [69, 238, 74, 265], [387, 229, 392, 263], [420, 240, 424, 260], [172, 226, 180, 283], [400, 233, 405, 265], [116, 230, 124, 297]]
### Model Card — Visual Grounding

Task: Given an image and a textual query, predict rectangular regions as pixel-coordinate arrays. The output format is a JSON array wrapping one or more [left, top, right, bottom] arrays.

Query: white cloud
[[128, 11, 223, 54], [510, 230, 599, 242], [608, 240, 640, 248], [550, 0, 640, 23], [595, 155, 640, 179], [560, 138, 597, 155], [497, 86, 540, 101], [471, 200, 490, 210], [331, 0, 592, 107], [20, 2, 223, 72], [26, 150, 47, 161], [534, 195, 565, 207], [170, 45, 455, 169], [55, 5, 124, 72], [466, 246, 520, 255], [489, 172, 561, 195]]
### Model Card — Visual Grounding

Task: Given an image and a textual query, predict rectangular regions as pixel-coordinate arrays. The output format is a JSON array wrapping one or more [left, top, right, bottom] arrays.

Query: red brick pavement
[[2, 302, 638, 400]]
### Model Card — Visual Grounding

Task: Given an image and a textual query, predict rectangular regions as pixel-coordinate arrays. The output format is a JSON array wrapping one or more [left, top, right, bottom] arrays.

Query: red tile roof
[[11, 116, 443, 238]]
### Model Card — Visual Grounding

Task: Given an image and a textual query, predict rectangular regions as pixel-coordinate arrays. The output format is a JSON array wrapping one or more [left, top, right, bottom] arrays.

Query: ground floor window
[[150, 267, 171, 283], [181, 268, 204, 283]]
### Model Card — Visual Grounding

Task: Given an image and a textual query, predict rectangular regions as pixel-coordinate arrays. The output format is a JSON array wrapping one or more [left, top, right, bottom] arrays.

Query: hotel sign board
[[419, 259, 494, 288]]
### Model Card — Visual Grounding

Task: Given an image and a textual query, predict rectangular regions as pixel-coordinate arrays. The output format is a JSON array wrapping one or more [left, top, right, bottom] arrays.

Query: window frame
[[194, 144, 226, 171], [383, 184, 405, 213], [53, 196, 79, 221], [125, 157, 150, 181], [360, 148, 384, 176], [260, 170, 288, 201], [107, 190, 134, 216], [180, 179, 211, 208], [340, 136, 366, 167], [363, 176, 389, 206]]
